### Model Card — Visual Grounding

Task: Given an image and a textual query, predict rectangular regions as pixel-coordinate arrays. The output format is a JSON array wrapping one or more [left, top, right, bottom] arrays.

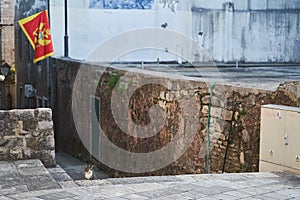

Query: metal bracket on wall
[[0, 23, 14, 29], [284, 133, 288, 145]]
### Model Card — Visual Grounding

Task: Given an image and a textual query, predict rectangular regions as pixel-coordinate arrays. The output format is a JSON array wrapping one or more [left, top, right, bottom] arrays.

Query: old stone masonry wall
[[0, 109, 55, 167], [52, 58, 300, 177]]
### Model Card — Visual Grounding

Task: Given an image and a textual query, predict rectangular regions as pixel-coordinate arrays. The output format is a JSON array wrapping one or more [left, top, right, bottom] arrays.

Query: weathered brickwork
[[0, 108, 55, 167], [0, 0, 14, 67], [0, 0, 16, 109], [52, 58, 299, 177]]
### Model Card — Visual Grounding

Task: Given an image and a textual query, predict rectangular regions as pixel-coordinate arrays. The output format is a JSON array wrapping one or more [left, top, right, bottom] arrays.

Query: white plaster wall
[[192, 7, 300, 62], [192, 0, 300, 10], [50, 0, 300, 63], [50, 0, 192, 62]]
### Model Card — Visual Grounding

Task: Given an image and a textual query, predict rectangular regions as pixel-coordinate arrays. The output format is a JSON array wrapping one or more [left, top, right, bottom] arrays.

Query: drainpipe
[[222, 91, 237, 173], [64, 0, 69, 57], [205, 84, 215, 173]]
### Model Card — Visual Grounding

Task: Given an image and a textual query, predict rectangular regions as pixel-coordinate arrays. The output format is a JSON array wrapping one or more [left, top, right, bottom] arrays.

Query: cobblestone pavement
[[0, 159, 300, 199]]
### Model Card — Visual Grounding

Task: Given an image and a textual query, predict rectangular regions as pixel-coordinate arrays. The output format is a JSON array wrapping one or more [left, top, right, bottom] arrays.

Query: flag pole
[[64, 0, 69, 57], [47, 0, 51, 107]]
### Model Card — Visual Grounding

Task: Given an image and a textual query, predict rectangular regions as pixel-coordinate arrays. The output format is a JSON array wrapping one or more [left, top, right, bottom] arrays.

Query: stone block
[[210, 107, 223, 118], [0, 109, 55, 167], [223, 110, 233, 121], [22, 119, 36, 131], [0, 137, 23, 149], [37, 121, 53, 130], [35, 108, 52, 121]]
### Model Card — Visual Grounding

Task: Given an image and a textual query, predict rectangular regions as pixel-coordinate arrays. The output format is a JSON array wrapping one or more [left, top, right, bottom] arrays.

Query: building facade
[[15, 0, 50, 109], [48, 0, 300, 63], [12, 0, 300, 109], [0, 0, 16, 109]]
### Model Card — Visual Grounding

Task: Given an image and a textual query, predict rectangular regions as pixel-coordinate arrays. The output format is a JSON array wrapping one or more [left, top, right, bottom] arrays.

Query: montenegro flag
[[18, 10, 54, 63]]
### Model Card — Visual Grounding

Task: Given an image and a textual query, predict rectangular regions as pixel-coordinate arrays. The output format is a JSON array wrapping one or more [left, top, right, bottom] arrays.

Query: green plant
[[107, 72, 121, 90], [239, 110, 247, 116]]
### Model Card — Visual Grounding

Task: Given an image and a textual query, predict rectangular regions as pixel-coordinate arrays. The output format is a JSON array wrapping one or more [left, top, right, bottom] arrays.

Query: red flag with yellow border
[[18, 10, 54, 63]]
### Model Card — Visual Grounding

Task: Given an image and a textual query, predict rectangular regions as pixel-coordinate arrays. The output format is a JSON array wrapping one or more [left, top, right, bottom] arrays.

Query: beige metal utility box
[[260, 104, 300, 175]]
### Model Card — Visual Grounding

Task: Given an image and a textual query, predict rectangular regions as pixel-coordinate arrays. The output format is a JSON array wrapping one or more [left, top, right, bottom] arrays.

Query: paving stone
[[0, 161, 16, 173], [252, 195, 277, 200], [136, 188, 181, 198], [223, 190, 253, 198], [0, 174, 24, 187], [105, 197, 127, 200], [0, 185, 28, 195], [168, 183, 200, 193], [155, 193, 196, 200], [261, 192, 292, 200], [75, 179, 110, 187], [239, 186, 275, 196], [226, 181, 252, 189], [242, 172, 280, 179], [117, 194, 149, 200], [191, 179, 221, 187], [175, 175, 196, 183], [0, 196, 16, 200], [178, 191, 207, 199], [210, 193, 239, 200], [46, 165, 65, 173], [23, 175, 60, 191], [193, 185, 234, 195], [17, 166, 49, 176], [14, 160, 44, 168], [276, 188, 300, 198], [36, 191, 77, 200], [123, 183, 167, 193], [108, 176, 182, 185], [58, 181, 79, 189], [49, 172, 73, 182], [197, 197, 219, 200]]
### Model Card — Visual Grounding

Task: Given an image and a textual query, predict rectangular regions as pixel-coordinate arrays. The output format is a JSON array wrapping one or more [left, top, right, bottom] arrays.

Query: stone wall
[[0, 0, 17, 109], [52, 58, 299, 176], [0, 108, 55, 167]]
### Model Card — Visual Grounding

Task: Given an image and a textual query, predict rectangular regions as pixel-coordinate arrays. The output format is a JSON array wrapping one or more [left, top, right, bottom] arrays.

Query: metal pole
[[47, 0, 50, 17], [47, 0, 51, 107], [64, 0, 69, 57], [0, 2, 2, 63]]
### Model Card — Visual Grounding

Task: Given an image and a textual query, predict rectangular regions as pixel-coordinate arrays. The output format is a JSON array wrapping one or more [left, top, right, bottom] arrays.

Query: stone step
[[0, 159, 61, 195], [55, 152, 109, 180]]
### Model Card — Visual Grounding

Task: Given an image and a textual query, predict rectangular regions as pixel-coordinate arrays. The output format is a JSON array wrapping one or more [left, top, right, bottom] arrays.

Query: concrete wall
[[0, 108, 55, 167], [192, 3, 300, 63], [51, 58, 300, 176]]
